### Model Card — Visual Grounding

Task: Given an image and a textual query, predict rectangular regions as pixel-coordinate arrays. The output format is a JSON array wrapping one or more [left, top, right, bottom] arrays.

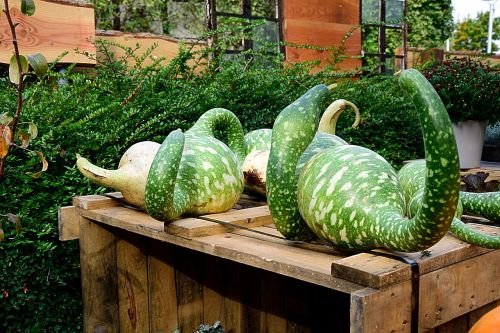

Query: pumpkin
[[468, 306, 500, 333]]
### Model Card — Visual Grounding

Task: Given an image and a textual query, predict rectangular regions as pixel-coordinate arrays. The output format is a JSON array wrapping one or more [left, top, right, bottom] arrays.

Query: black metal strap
[[368, 250, 420, 333]]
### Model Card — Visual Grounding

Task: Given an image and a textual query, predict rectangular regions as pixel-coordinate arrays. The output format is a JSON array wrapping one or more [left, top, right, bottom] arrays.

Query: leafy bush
[[422, 57, 500, 123], [0, 38, 423, 332]]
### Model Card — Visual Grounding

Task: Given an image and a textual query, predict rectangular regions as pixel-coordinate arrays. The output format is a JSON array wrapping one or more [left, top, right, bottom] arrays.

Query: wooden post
[[79, 217, 119, 333]]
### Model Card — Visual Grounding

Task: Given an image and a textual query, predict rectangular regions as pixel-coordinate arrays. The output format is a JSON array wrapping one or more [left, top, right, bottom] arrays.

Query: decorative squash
[[399, 160, 500, 249], [78, 108, 246, 222], [268, 69, 461, 251], [468, 306, 500, 333]]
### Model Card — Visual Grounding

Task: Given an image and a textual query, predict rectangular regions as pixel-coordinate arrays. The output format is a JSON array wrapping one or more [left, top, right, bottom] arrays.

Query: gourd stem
[[318, 99, 361, 135], [188, 108, 246, 163]]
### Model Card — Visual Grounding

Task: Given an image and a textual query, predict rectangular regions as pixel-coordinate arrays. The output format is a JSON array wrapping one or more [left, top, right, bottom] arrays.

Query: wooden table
[[59, 194, 500, 333]]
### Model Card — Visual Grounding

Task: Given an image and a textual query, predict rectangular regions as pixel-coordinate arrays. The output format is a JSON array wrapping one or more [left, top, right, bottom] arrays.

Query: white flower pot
[[452, 120, 488, 169]]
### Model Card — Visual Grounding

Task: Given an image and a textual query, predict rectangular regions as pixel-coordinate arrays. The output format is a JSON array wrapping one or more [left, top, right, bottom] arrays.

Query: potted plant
[[422, 57, 500, 169]]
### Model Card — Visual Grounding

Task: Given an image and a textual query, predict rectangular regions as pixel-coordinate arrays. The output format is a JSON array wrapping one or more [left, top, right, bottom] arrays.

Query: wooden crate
[[59, 194, 500, 333]]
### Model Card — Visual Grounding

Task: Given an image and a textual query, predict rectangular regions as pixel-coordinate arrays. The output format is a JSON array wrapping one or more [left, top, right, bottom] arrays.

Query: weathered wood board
[[0, 0, 95, 65]]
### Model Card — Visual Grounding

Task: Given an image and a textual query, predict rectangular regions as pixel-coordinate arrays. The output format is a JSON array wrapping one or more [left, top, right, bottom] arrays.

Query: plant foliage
[[422, 57, 500, 123]]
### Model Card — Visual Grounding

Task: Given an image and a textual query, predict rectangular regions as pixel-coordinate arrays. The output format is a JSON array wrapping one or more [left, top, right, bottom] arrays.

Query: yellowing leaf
[[0, 227, 4, 242], [17, 129, 31, 148], [0, 113, 13, 126], [9, 55, 29, 85], [0, 125, 13, 159], [28, 122, 38, 140]]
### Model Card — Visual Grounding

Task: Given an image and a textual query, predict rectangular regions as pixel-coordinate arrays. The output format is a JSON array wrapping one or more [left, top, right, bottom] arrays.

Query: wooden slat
[[284, 0, 359, 24], [73, 193, 121, 210], [419, 250, 500, 330], [174, 247, 204, 333], [58, 206, 80, 241], [96, 30, 203, 69], [331, 252, 411, 289], [202, 256, 227, 327], [0, 0, 95, 65], [350, 282, 413, 333], [116, 231, 150, 333], [79, 216, 119, 333], [147, 240, 179, 332], [261, 272, 287, 332], [165, 206, 272, 238]]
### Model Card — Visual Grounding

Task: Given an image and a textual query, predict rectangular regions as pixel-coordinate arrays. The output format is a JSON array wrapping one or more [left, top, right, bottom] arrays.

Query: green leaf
[[9, 55, 29, 85], [28, 122, 38, 140], [21, 0, 36, 16], [27, 53, 48, 78]]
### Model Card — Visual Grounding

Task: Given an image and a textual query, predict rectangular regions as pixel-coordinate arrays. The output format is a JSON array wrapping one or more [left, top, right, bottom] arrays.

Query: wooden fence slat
[[58, 206, 80, 241]]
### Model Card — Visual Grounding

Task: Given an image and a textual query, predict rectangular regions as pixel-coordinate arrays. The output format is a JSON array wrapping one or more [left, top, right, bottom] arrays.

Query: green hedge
[[0, 46, 423, 332]]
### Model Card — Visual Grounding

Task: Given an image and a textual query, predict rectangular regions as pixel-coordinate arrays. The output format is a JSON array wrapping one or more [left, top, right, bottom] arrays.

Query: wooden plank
[[165, 206, 273, 238], [58, 206, 80, 241], [115, 231, 150, 333], [350, 282, 413, 333], [96, 30, 203, 69], [73, 193, 121, 210], [79, 216, 119, 333], [175, 247, 204, 332], [147, 239, 179, 333], [419, 250, 500, 331], [434, 316, 468, 333], [240, 264, 263, 332], [261, 271, 287, 333], [284, 19, 361, 52], [202, 256, 226, 328], [0, 0, 95, 65], [284, 0, 359, 24], [331, 252, 411, 289]]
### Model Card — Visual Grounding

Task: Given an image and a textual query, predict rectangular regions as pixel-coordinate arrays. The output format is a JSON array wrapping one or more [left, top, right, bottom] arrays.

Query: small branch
[[0, 0, 26, 179]]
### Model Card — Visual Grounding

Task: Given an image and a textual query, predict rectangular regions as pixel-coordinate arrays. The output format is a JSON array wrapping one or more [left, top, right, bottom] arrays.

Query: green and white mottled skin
[[399, 159, 500, 249], [145, 108, 245, 222], [288, 69, 461, 252], [243, 99, 359, 199], [266, 84, 332, 240]]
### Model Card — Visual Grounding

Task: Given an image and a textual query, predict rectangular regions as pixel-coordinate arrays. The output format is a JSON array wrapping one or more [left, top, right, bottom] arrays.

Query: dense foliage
[[422, 57, 500, 123], [453, 11, 500, 53], [0, 39, 423, 331]]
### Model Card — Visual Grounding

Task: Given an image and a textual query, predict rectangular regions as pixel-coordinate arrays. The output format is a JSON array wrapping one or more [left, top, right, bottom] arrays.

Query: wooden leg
[[79, 217, 119, 333]]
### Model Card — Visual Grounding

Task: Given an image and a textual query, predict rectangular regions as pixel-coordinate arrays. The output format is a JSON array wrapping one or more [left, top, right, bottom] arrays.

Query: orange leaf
[[0, 125, 13, 159]]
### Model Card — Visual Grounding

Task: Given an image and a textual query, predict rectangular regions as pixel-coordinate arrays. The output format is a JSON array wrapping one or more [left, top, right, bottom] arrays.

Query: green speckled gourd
[[399, 160, 500, 249], [283, 69, 460, 252], [266, 84, 332, 240], [243, 99, 360, 199], [145, 108, 245, 222]]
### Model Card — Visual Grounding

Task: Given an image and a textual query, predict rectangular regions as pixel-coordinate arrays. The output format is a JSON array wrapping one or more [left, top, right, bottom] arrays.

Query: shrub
[[422, 57, 500, 123]]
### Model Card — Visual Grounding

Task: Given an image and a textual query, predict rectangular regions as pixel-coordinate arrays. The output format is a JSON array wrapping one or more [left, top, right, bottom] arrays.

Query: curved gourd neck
[[318, 99, 361, 135], [266, 84, 331, 240], [76, 154, 123, 191], [379, 69, 460, 251], [145, 129, 186, 222], [188, 108, 246, 163]]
